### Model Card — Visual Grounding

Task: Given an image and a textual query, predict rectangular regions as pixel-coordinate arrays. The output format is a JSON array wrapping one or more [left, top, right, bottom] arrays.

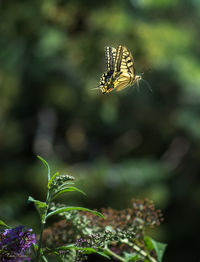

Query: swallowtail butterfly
[[97, 45, 142, 94]]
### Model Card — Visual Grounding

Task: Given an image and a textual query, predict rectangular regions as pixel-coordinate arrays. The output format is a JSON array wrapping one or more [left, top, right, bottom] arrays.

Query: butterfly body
[[97, 45, 142, 94]]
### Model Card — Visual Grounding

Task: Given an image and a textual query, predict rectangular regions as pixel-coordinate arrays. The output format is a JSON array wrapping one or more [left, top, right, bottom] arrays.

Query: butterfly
[[97, 45, 143, 94]]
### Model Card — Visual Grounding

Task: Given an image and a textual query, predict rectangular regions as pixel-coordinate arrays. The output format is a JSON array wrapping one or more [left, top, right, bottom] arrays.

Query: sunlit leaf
[[57, 181, 75, 189], [96, 251, 111, 259], [51, 186, 86, 200], [145, 236, 167, 262], [46, 206, 104, 219], [33, 243, 38, 250], [124, 252, 139, 261], [28, 196, 47, 221], [37, 155, 51, 182], [47, 171, 60, 189], [0, 219, 11, 228], [75, 247, 110, 258], [144, 236, 154, 250], [52, 245, 110, 259], [150, 238, 167, 262], [41, 255, 48, 262]]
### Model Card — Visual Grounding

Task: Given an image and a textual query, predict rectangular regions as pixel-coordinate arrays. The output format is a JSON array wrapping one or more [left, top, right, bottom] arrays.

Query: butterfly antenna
[[142, 78, 152, 92], [137, 79, 140, 91], [91, 86, 101, 91]]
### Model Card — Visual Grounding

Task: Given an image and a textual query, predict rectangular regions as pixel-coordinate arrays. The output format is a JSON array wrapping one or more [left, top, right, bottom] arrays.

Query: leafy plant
[[0, 157, 167, 261], [29, 156, 103, 261]]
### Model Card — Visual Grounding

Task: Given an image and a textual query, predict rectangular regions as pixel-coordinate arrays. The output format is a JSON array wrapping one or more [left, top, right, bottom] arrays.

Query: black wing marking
[[105, 46, 116, 72]]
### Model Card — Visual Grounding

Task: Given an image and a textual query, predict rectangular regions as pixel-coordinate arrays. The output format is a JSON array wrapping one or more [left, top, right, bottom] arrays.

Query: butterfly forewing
[[114, 45, 124, 72], [105, 46, 116, 72], [119, 45, 135, 77]]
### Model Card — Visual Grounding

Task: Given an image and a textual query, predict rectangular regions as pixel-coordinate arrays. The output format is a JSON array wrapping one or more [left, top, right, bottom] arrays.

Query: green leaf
[[124, 252, 139, 261], [144, 236, 154, 250], [48, 171, 60, 189], [48, 245, 96, 253], [51, 186, 86, 200], [57, 181, 75, 189], [33, 243, 39, 251], [96, 251, 111, 259], [41, 255, 48, 262], [46, 206, 104, 219], [76, 247, 110, 258], [145, 236, 167, 262], [76, 247, 99, 253], [37, 155, 51, 182], [52, 245, 110, 259], [28, 196, 47, 221], [151, 238, 167, 262], [55, 244, 75, 250], [0, 219, 11, 228]]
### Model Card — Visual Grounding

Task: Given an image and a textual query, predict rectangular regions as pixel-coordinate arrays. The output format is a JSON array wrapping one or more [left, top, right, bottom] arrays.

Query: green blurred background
[[1, 0, 200, 261]]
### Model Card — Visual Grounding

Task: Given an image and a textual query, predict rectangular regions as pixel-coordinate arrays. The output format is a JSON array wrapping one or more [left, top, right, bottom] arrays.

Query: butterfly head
[[135, 73, 152, 92], [135, 74, 143, 89], [135, 73, 143, 82]]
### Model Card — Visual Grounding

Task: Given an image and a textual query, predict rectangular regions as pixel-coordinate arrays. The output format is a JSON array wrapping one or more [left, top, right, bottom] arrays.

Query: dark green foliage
[[1, 1, 200, 261]]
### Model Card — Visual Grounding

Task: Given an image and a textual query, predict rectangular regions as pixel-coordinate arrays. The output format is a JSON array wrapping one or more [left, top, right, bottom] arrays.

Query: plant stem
[[36, 222, 45, 261], [121, 240, 157, 262], [36, 193, 50, 261], [36, 156, 52, 261], [105, 247, 125, 262]]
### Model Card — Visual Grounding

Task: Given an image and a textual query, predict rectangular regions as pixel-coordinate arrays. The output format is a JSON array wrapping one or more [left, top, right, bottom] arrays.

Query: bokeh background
[[1, 0, 200, 261]]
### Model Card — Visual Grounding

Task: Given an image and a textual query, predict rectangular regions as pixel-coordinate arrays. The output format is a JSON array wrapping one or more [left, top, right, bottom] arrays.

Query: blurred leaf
[[37, 155, 51, 182], [36, 28, 66, 57], [145, 236, 167, 262], [41, 256, 48, 262], [124, 252, 139, 261]]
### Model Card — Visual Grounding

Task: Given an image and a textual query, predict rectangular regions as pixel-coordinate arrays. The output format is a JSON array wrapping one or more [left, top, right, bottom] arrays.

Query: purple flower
[[0, 225, 36, 261]]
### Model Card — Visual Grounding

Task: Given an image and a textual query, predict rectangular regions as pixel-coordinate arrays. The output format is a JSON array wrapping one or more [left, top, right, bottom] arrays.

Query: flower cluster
[[42, 219, 76, 248], [80, 198, 163, 239], [0, 226, 36, 262], [131, 198, 163, 228], [75, 229, 135, 262], [42, 198, 163, 261], [76, 229, 135, 249], [49, 174, 75, 190]]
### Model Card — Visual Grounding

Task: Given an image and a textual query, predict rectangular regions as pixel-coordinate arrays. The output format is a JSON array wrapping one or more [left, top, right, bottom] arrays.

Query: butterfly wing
[[114, 45, 136, 91], [105, 46, 116, 72], [98, 45, 136, 93], [120, 45, 135, 77], [97, 47, 117, 93], [115, 77, 131, 92]]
